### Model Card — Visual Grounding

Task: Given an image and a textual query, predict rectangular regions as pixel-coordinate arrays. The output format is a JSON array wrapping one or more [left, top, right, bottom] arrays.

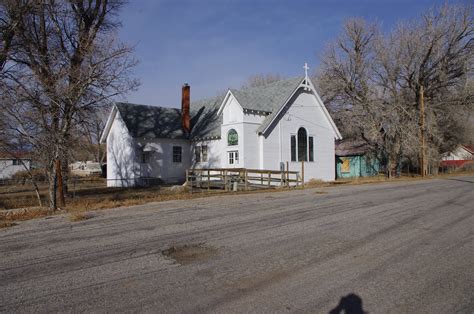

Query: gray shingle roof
[[231, 76, 303, 113], [115, 76, 304, 140], [189, 95, 223, 140], [115, 94, 224, 140], [116, 103, 186, 139]]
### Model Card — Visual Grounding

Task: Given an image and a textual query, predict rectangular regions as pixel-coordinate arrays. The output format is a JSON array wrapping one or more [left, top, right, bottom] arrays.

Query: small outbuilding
[[0, 152, 31, 180], [335, 140, 379, 179]]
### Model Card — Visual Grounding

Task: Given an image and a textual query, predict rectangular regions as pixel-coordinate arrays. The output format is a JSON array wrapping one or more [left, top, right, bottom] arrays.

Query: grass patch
[[0, 221, 17, 228], [69, 211, 94, 222], [0, 207, 55, 222]]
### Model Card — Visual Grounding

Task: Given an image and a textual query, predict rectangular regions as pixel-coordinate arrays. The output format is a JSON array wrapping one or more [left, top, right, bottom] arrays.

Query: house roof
[[189, 95, 223, 140], [103, 76, 341, 142], [116, 103, 185, 139], [114, 94, 224, 141], [230, 77, 303, 113], [461, 144, 474, 154], [0, 151, 31, 159], [335, 140, 370, 156]]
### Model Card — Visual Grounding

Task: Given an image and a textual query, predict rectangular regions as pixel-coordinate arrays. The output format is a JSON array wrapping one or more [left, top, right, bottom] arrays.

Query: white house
[[0, 152, 31, 179], [100, 66, 342, 187], [441, 145, 474, 161]]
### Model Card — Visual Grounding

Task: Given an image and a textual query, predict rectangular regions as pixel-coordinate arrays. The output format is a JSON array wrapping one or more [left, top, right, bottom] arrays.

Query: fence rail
[[186, 168, 303, 192]]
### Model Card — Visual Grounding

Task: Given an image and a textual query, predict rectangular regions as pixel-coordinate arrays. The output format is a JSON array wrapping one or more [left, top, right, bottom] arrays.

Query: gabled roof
[[115, 102, 185, 139], [101, 76, 342, 142], [461, 144, 474, 154], [230, 77, 303, 113], [101, 95, 224, 142], [189, 95, 223, 140]]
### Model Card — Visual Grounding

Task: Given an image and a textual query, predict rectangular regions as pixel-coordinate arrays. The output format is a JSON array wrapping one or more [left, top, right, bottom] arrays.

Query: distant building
[[335, 140, 379, 179], [0, 152, 31, 179], [441, 144, 474, 161], [100, 66, 342, 187], [440, 144, 474, 170], [70, 161, 102, 176]]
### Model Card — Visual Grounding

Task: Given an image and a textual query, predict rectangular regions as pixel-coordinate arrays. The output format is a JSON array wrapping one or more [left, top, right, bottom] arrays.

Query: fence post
[[207, 169, 210, 191], [301, 160, 305, 187], [224, 170, 227, 191], [286, 161, 289, 187], [245, 169, 248, 190], [268, 172, 271, 187]]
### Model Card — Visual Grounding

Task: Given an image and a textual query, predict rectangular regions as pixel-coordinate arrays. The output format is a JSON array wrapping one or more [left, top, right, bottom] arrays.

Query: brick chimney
[[181, 83, 190, 134]]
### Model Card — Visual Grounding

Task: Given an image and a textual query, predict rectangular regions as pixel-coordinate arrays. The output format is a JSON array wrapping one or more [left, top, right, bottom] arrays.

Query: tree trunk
[[48, 171, 57, 210], [32, 180, 42, 208], [56, 159, 65, 207]]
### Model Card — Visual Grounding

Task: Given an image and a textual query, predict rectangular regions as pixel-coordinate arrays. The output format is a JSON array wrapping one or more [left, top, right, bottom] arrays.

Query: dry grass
[[69, 211, 94, 222], [1, 170, 473, 225], [0, 207, 55, 222], [0, 221, 17, 228]]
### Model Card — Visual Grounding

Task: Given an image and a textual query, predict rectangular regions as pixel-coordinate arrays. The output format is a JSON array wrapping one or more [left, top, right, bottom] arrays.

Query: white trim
[[217, 90, 238, 116], [260, 77, 342, 140], [99, 105, 118, 143]]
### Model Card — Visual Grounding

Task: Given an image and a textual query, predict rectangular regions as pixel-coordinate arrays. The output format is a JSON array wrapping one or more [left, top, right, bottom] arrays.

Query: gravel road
[[1, 176, 473, 313]]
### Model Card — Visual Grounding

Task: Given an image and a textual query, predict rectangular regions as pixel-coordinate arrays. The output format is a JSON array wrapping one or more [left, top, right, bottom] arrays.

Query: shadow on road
[[445, 178, 474, 184], [329, 293, 366, 314]]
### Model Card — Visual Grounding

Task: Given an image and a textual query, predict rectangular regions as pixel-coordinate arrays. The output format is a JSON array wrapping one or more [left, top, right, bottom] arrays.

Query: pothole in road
[[314, 191, 328, 195], [162, 243, 217, 265]]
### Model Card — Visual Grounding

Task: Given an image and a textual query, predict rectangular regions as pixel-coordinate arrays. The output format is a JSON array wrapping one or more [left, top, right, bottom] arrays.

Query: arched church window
[[228, 129, 238, 146], [297, 127, 307, 161]]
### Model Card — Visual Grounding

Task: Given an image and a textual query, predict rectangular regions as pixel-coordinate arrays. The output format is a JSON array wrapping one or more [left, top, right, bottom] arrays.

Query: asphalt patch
[[162, 243, 217, 265]]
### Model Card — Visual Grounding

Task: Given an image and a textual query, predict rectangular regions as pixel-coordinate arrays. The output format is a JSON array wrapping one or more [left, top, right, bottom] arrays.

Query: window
[[173, 146, 182, 163], [309, 136, 314, 162], [202, 145, 208, 162], [297, 127, 308, 161], [195, 145, 208, 162], [228, 151, 239, 165], [12, 159, 21, 166], [227, 129, 238, 146], [291, 136, 296, 162], [195, 146, 201, 162], [342, 158, 351, 172], [141, 151, 151, 164]]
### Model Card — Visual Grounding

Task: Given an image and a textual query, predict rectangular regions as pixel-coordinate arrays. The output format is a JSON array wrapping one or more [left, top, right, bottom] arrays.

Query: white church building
[[100, 65, 342, 187]]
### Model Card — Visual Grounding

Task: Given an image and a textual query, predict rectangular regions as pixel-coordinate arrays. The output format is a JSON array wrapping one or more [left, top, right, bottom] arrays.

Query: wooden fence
[[186, 168, 303, 191]]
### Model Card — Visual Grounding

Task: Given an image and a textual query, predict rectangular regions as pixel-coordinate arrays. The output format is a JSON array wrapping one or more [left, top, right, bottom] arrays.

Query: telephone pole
[[419, 85, 427, 177]]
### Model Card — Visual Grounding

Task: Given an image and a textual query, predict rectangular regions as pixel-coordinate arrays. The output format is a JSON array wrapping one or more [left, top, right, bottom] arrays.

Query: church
[[100, 65, 342, 187]]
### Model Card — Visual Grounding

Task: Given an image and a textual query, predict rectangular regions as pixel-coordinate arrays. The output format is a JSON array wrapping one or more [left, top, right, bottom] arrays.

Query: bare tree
[[0, 0, 138, 209], [243, 73, 283, 88], [319, 4, 474, 177], [393, 4, 474, 175]]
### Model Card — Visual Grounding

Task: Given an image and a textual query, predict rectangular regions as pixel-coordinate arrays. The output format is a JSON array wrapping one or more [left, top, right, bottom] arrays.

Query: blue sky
[[117, 0, 468, 107]]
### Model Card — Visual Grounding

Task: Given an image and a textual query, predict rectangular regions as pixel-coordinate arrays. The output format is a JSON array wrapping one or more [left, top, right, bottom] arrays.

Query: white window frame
[[195, 145, 208, 163], [290, 128, 315, 163], [228, 151, 239, 165]]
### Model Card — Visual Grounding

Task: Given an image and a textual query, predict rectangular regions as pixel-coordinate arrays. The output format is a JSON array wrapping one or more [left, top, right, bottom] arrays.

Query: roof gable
[[256, 77, 342, 139], [100, 76, 341, 142]]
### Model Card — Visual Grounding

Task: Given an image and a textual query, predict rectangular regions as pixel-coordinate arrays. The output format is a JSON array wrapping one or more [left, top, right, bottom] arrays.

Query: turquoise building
[[335, 140, 380, 179]]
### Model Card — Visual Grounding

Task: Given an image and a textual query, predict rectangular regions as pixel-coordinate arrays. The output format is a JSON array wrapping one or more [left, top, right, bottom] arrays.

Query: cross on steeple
[[303, 62, 309, 78]]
